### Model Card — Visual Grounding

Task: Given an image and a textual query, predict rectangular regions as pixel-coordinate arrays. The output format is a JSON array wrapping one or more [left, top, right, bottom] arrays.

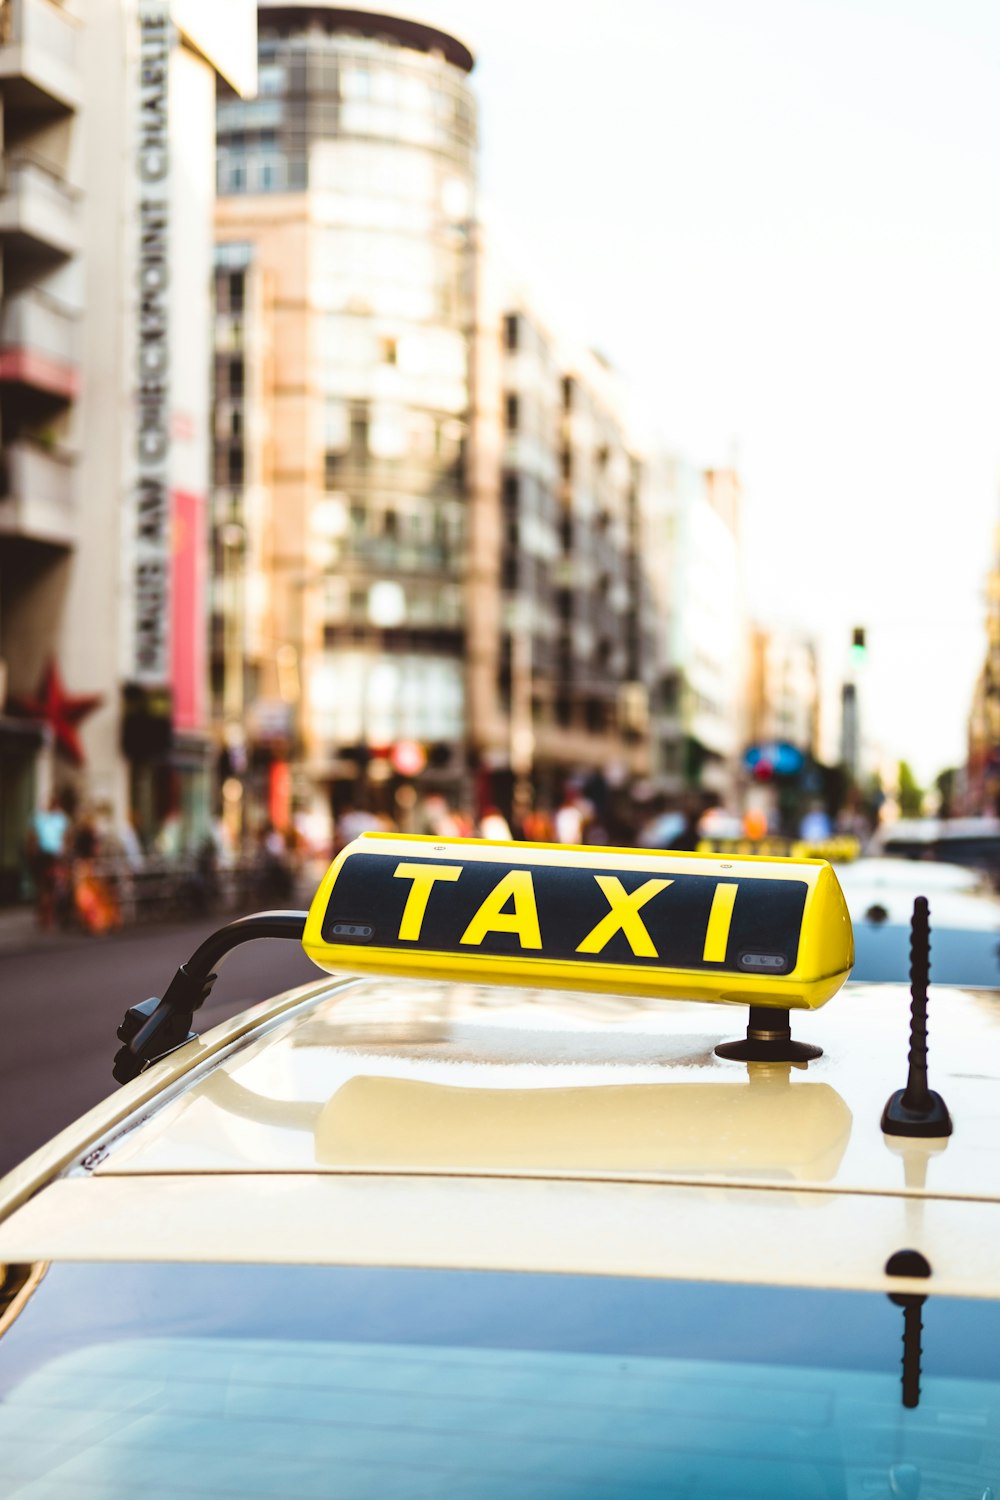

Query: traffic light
[[850, 627, 867, 665]]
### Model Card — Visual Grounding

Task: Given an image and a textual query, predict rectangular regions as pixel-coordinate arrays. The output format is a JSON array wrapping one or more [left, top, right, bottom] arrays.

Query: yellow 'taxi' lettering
[[703, 881, 738, 962], [460, 870, 542, 949], [576, 876, 671, 958], [393, 862, 462, 941]]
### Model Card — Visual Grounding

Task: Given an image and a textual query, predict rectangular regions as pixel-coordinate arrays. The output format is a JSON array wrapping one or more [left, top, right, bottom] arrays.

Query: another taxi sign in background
[[303, 834, 854, 1010]]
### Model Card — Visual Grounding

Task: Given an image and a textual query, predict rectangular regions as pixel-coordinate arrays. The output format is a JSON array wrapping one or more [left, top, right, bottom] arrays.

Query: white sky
[[414, 0, 1000, 784]]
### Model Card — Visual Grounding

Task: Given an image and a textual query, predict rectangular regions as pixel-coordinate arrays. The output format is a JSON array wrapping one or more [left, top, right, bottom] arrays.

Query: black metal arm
[[113, 910, 308, 1085]]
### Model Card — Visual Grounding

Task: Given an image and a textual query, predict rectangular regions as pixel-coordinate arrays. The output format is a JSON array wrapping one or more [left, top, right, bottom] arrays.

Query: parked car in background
[[841, 856, 1000, 986], [870, 817, 1000, 887]]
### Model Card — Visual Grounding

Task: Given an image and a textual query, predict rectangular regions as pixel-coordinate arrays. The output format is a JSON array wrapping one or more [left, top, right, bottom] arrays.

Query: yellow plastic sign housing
[[303, 834, 854, 1011]]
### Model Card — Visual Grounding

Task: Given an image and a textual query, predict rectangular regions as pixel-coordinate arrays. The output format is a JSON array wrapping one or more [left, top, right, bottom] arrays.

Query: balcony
[[0, 155, 80, 263], [0, 0, 81, 114], [0, 286, 78, 398], [0, 438, 76, 546]]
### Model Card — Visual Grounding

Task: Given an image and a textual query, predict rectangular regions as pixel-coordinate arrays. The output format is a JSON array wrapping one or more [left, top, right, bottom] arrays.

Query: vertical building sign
[[170, 487, 206, 729], [132, 2, 171, 685]]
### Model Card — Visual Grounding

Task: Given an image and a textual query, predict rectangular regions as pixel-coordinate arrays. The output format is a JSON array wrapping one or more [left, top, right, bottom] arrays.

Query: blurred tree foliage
[[935, 767, 957, 818], [898, 760, 924, 817]]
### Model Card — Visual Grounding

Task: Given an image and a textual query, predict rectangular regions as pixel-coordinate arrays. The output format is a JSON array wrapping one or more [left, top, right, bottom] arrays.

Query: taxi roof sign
[[303, 834, 854, 1012]]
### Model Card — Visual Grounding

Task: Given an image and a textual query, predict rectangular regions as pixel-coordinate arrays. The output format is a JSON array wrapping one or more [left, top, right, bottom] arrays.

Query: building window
[[222, 158, 247, 193], [505, 393, 519, 432], [503, 474, 519, 509], [323, 398, 349, 452], [350, 404, 369, 453], [228, 447, 244, 484], [586, 698, 606, 733], [504, 313, 519, 351]]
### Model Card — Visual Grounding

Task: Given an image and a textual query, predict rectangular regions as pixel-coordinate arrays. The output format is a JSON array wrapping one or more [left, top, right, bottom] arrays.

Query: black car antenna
[[881, 896, 952, 1138], [113, 910, 307, 1085]]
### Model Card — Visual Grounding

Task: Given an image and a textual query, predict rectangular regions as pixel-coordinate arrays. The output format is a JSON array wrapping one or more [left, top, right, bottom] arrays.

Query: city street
[[0, 916, 319, 1177]]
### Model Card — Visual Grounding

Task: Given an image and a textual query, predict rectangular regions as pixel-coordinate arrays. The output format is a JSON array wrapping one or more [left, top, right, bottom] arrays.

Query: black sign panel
[[322, 853, 808, 975]]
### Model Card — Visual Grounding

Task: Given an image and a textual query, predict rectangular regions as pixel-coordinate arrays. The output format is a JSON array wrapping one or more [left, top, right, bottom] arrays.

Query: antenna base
[[715, 1006, 822, 1064], [881, 1088, 953, 1138]]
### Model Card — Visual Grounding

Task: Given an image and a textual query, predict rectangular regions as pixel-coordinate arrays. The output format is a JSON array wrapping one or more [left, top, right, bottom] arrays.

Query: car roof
[[876, 816, 1000, 844], [2, 968, 1000, 1298], [838, 857, 989, 893]]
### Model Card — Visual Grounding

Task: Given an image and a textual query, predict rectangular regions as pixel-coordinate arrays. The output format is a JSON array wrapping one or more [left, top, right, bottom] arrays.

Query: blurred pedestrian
[[417, 795, 465, 838], [258, 823, 294, 904], [27, 794, 71, 929], [554, 789, 585, 845], [70, 811, 121, 934], [520, 803, 554, 843], [478, 806, 512, 840], [669, 799, 703, 853], [742, 807, 769, 842], [154, 809, 183, 860], [799, 803, 832, 842], [335, 801, 381, 853]]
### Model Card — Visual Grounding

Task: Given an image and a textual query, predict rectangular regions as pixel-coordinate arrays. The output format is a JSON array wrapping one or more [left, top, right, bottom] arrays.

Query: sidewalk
[[0, 863, 321, 956]]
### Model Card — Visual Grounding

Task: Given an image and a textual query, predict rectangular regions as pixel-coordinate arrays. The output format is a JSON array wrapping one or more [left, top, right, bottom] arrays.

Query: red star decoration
[[10, 661, 103, 766]]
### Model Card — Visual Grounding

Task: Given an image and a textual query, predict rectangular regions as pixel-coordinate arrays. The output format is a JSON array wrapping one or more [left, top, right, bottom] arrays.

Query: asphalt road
[[0, 915, 320, 1176]]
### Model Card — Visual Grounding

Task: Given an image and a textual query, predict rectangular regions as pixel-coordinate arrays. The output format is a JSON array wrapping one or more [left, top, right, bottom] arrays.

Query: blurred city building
[[0, 0, 81, 898], [0, 0, 756, 891], [212, 2, 476, 833], [744, 624, 822, 832], [640, 453, 745, 801], [0, 0, 255, 897], [465, 289, 651, 822], [746, 627, 820, 757], [966, 522, 1000, 814]]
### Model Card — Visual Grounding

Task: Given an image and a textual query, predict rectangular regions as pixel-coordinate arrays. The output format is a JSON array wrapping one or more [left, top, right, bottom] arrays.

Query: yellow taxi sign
[[304, 834, 854, 1011]]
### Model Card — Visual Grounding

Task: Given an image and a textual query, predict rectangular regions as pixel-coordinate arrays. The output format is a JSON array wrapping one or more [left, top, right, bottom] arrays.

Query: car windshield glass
[[1, 1263, 998, 1496]]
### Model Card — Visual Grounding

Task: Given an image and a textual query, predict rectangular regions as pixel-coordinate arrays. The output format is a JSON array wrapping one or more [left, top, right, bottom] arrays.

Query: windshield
[[2, 1263, 998, 1497]]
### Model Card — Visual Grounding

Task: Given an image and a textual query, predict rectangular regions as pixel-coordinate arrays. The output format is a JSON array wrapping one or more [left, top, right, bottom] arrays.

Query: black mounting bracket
[[113, 910, 308, 1086], [715, 1006, 822, 1063]]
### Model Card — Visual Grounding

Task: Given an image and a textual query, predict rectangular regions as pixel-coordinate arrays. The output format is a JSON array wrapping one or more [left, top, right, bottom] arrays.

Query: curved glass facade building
[[213, 6, 476, 811]]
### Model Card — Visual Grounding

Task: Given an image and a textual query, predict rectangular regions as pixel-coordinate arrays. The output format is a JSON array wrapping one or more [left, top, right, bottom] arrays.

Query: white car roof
[[2, 971, 999, 1298]]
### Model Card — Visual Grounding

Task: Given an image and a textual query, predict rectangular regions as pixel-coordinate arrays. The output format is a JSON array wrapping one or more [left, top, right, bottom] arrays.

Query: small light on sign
[[740, 953, 788, 971]]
